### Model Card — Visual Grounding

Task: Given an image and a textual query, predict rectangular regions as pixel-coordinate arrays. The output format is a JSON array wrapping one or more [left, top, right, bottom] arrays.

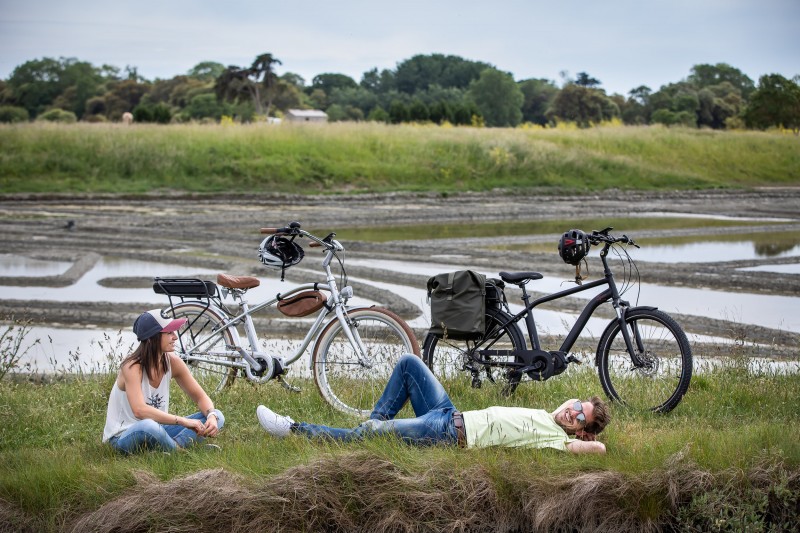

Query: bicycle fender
[[594, 306, 658, 367]]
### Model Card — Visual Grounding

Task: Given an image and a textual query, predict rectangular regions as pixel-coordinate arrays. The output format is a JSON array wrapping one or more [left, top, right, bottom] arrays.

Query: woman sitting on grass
[[102, 310, 224, 454]]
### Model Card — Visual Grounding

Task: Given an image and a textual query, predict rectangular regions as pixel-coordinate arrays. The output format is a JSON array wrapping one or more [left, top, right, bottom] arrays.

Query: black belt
[[452, 411, 466, 448]]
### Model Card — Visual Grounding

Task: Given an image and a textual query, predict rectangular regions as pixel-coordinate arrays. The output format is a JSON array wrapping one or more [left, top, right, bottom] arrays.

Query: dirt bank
[[1, 188, 799, 349]]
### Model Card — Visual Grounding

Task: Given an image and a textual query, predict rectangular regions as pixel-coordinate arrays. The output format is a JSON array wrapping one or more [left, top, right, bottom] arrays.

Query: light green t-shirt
[[461, 407, 573, 451]]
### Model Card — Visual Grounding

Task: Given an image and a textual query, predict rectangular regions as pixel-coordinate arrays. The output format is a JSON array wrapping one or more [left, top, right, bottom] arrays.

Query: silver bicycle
[[153, 221, 420, 417]]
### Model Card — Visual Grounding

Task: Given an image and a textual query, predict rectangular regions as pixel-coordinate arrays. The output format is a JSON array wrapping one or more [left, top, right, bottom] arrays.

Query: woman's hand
[[201, 413, 219, 437], [178, 416, 207, 435]]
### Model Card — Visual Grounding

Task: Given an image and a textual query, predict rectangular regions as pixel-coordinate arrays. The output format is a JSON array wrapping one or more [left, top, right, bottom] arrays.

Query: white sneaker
[[256, 405, 295, 437]]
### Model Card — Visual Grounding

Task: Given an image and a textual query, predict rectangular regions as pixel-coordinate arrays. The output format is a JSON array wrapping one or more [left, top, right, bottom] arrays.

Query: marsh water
[[3, 215, 799, 374]]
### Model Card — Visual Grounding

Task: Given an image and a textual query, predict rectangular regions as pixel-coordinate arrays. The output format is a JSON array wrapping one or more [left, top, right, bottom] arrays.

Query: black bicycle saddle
[[499, 271, 543, 285]]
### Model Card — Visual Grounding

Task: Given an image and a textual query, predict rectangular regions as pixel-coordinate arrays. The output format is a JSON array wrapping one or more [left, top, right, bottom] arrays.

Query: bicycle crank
[[517, 349, 555, 381]]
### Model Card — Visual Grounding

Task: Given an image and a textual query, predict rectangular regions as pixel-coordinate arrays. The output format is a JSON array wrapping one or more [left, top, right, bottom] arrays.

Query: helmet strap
[[574, 258, 590, 285]]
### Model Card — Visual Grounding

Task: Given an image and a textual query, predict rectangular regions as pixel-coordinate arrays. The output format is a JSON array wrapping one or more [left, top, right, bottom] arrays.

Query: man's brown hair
[[585, 395, 610, 435]]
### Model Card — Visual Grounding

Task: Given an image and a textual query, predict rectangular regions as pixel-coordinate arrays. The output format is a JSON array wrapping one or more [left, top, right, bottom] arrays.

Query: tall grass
[[1, 343, 798, 531], [1, 122, 797, 194]]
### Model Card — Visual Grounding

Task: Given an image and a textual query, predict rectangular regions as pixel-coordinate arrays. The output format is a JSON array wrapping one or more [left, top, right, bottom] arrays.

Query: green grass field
[[1, 122, 798, 194], [1, 123, 799, 530], [1, 342, 798, 531]]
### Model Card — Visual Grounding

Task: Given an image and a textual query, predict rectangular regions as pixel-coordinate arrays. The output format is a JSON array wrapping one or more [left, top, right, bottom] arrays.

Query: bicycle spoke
[[171, 304, 237, 394], [423, 308, 525, 394], [313, 308, 418, 416], [599, 309, 692, 413]]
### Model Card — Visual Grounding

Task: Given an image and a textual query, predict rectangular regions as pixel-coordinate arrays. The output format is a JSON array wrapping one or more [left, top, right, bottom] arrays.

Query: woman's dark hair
[[122, 334, 168, 382]]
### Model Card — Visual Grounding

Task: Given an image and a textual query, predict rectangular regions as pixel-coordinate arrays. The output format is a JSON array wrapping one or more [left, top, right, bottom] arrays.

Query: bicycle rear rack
[[153, 277, 222, 314], [152, 277, 230, 357]]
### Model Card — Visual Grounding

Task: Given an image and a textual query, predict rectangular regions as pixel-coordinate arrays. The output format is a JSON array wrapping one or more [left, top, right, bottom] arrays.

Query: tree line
[[1, 52, 798, 132]]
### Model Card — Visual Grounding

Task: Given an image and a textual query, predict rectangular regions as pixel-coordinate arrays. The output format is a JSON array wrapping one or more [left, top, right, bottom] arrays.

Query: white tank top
[[102, 362, 172, 442]]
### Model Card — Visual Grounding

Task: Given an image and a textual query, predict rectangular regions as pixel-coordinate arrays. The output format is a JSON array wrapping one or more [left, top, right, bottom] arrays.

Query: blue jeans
[[108, 409, 225, 454], [294, 354, 459, 445]]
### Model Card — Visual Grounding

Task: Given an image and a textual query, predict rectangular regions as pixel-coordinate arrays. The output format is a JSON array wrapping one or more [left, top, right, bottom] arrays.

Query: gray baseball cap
[[133, 309, 188, 341]]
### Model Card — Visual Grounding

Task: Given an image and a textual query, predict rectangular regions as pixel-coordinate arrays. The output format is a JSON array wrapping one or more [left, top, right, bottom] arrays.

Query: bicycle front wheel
[[422, 308, 527, 396], [313, 307, 420, 417], [169, 303, 238, 394], [597, 308, 692, 413]]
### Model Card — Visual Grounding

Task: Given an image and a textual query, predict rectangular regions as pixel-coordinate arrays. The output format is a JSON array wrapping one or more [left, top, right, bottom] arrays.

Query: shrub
[[133, 103, 173, 124], [0, 315, 37, 380], [0, 105, 29, 123], [36, 108, 78, 123], [133, 105, 153, 123], [82, 114, 108, 123], [152, 103, 173, 124]]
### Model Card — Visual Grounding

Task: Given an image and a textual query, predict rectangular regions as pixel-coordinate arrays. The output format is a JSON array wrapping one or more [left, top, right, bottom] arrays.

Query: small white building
[[286, 109, 328, 123]]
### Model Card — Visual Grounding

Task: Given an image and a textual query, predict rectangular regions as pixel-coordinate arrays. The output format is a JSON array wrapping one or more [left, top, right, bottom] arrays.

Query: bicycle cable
[[334, 248, 348, 294], [611, 242, 641, 305]]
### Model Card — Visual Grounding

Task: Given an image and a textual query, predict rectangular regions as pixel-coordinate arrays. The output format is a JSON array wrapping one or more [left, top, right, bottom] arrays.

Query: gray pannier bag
[[426, 270, 486, 340]]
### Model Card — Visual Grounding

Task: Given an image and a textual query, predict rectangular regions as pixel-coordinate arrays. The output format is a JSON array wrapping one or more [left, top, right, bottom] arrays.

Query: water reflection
[[495, 230, 800, 263], [608, 240, 800, 263], [738, 264, 800, 275], [0, 257, 219, 303], [0, 254, 73, 276]]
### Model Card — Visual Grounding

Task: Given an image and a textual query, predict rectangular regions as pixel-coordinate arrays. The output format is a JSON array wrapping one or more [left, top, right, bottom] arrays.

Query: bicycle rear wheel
[[422, 308, 526, 395], [168, 303, 237, 394], [597, 308, 692, 413], [313, 307, 420, 417]]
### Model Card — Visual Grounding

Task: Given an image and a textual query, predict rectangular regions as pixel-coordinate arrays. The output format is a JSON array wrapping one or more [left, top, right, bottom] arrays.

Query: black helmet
[[558, 229, 591, 265], [258, 235, 304, 277]]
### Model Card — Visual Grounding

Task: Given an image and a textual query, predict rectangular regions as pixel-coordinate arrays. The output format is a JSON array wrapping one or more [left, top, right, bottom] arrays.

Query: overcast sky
[[1, 0, 798, 96]]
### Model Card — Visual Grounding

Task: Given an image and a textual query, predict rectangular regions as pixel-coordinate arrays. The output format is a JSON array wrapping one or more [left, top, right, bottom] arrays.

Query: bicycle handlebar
[[259, 222, 342, 251], [589, 227, 640, 248], [260, 220, 302, 235]]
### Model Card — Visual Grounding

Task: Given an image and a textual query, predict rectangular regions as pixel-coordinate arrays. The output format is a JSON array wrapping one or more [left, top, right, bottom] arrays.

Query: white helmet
[[258, 235, 304, 279]]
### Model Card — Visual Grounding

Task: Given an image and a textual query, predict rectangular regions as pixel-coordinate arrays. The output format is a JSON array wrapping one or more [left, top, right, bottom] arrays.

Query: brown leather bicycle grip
[[260, 227, 283, 234]]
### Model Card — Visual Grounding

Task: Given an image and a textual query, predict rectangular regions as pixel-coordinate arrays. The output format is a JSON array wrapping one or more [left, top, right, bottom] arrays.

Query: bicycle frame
[[169, 230, 376, 383], [486, 241, 649, 368], [178, 282, 336, 369]]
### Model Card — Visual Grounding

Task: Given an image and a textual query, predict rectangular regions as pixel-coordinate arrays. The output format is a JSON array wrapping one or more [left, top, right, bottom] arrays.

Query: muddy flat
[[1, 188, 799, 352]]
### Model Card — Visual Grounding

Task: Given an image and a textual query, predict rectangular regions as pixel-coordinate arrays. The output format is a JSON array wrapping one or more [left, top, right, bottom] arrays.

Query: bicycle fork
[[333, 303, 374, 369], [612, 305, 651, 369]]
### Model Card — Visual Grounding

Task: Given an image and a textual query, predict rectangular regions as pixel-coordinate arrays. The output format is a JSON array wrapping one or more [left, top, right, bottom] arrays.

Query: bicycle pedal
[[566, 355, 582, 365], [277, 375, 301, 393]]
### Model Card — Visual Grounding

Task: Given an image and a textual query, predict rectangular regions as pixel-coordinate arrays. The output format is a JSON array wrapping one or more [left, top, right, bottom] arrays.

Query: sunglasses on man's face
[[572, 401, 586, 425]]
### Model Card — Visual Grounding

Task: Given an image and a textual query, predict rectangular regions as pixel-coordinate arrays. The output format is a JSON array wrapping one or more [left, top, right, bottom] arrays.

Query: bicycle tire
[[597, 308, 692, 413], [168, 302, 238, 394], [422, 307, 527, 396], [313, 307, 421, 417]]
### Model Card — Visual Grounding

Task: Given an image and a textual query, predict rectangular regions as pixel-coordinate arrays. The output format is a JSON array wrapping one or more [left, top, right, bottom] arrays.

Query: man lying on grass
[[258, 354, 609, 454]]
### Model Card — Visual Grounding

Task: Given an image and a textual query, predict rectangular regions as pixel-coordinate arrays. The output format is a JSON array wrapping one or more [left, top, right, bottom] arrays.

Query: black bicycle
[[422, 227, 693, 413]]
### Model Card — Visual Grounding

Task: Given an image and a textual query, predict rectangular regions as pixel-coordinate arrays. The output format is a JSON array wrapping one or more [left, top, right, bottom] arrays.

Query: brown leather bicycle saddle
[[216, 273, 261, 289]]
